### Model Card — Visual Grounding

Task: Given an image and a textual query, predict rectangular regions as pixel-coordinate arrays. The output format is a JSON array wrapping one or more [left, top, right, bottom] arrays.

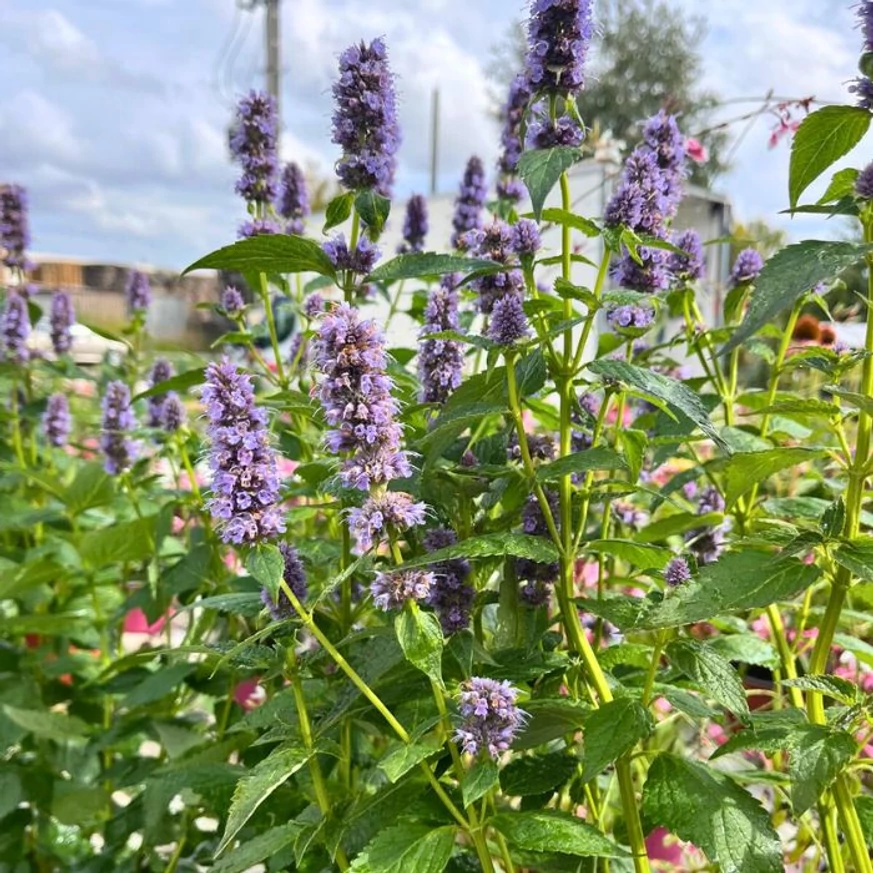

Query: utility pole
[[264, 0, 281, 130], [430, 88, 439, 196]]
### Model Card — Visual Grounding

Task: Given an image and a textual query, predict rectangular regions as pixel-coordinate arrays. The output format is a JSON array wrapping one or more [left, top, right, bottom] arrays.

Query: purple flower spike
[[642, 110, 687, 211], [498, 74, 532, 177], [100, 381, 138, 475], [1, 292, 30, 364], [313, 303, 411, 490], [527, 116, 585, 149], [512, 219, 541, 257], [277, 162, 309, 235], [610, 247, 671, 293], [201, 357, 286, 544], [126, 270, 151, 315], [400, 194, 429, 253], [238, 218, 281, 239], [455, 677, 526, 759], [146, 358, 174, 428], [347, 491, 427, 554], [424, 527, 475, 634], [419, 275, 464, 405], [261, 542, 307, 620], [526, 0, 594, 97], [664, 556, 691, 587], [685, 486, 728, 565], [851, 2, 873, 109], [322, 233, 380, 278], [162, 394, 186, 433], [729, 248, 764, 288], [231, 91, 279, 205], [451, 156, 488, 249], [668, 229, 705, 285], [331, 37, 400, 196], [606, 303, 655, 333], [604, 149, 668, 234], [43, 393, 71, 448], [488, 293, 530, 345], [856, 161, 873, 199], [50, 290, 75, 355], [0, 185, 30, 270], [371, 569, 434, 611], [465, 221, 525, 315], [304, 293, 325, 319], [222, 286, 245, 316]]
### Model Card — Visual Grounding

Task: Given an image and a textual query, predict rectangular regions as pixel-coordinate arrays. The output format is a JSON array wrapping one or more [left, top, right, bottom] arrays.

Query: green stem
[[258, 271, 287, 387], [641, 636, 664, 709]]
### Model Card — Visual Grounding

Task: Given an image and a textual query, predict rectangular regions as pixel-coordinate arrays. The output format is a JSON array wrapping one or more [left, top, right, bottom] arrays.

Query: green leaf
[[500, 753, 578, 796], [708, 634, 779, 669], [402, 533, 560, 569], [355, 190, 391, 238], [245, 543, 284, 602], [517, 147, 583, 221], [618, 429, 647, 483], [586, 539, 672, 570], [490, 809, 627, 858], [782, 676, 860, 706], [834, 538, 873, 582], [666, 639, 749, 719], [724, 241, 873, 353], [0, 769, 23, 821], [378, 739, 440, 783], [184, 234, 336, 277], [514, 699, 589, 749], [786, 724, 857, 814], [821, 497, 846, 539], [535, 447, 627, 482], [588, 358, 725, 450], [51, 785, 111, 826], [218, 744, 311, 854], [789, 105, 871, 207], [324, 191, 355, 232], [539, 208, 600, 237], [2, 705, 89, 740], [354, 824, 456, 873], [857, 795, 873, 848], [638, 511, 724, 543], [366, 253, 501, 285], [62, 462, 115, 514], [641, 551, 821, 629], [723, 448, 828, 506], [461, 756, 499, 808], [133, 367, 206, 401], [212, 822, 302, 873], [78, 515, 156, 568], [395, 604, 444, 685], [581, 698, 653, 783], [642, 753, 782, 873], [122, 663, 195, 708], [819, 167, 860, 204]]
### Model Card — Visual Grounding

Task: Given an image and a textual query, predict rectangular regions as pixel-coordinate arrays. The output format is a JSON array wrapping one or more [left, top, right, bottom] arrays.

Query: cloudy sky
[[0, 0, 864, 269]]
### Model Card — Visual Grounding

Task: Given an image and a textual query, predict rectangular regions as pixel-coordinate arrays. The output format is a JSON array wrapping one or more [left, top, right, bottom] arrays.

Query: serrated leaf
[[818, 167, 860, 204], [461, 756, 499, 808], [586, 539, 672, 570], [708, 634, 779, 669], [517, 147, 582, 221], [354, 824, 456, 873], [581, 698, 653, 783], [834, 538, 873, 582], [62, 462, 115, 514], [212, 822, 302, 873], [218, 744, 311, 854], [396, 604, 444, 686], [789, 105, 871, 207], [642, 754, 782, 873], [324, 191, 355, 232], [513, 698, 589, 749], [122, 663, 195, 708], [822, 497, 846, 538], [540, 208, 600, 236], [588, 358, 725, 450], [134, 368, 206, 401], [618, 429, 647, 483], [378, 739, 441, 783], [724, 241, 873, 353], [355, 189, 391, 238], [500, 753, 578, 796], [666, 639, 749, 719], [401, 533, 559, 570], [641, 551, 820, 629], [366, 253, 501, 285], [786, 724, 857, 814], [723, 448, 828, 506], [78, 515, 157, 568], [245, 543, 284, 602], [637, 511, 724, 543], [535, 447, 627, 481], [184, 234, 336, 277], [2, 705, 89, 740], [490, 809, 627, 858], [782, 675, 860, 705]]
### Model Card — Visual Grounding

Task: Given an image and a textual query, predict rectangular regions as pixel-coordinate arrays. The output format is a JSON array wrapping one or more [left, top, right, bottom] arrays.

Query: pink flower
[[685, 138, 707, 163], [123, 607, 170, 635], [234, 678, 266, 710]]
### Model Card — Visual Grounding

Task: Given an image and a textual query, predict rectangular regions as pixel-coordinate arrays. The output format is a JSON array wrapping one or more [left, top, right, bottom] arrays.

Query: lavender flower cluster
[[399, 194, 428, 253], [277, 162, 310, 235], [313, 303, 410, 491], [423, 526, 475, 634], [685, 486, 728, 565], [146, 358, 185, 432], [667, 228, 706, 286], [850, 1, 873, 109], [126, 270, 151, 315], [100, 381, 138, 475], [230, 91, 279, 206], [347, 491, 427, 554], [322, 234, 380, 280], [526, 0, 594, 97], [455, 677, 525, 759], [43, 393, 71, 448], [497, 75, 532, 201], [729, 248, 764, 288], [261, 542, 307, 620], [331, 38, 400, 196], [1, 292, 30, 364], [0, 185, 29, 270], [451, 156, 487, 248], [606, 302, 655, 335], [49, 291, 74, 355], [419, 275, 464, 405], [202, 358, 285, 544], [371, 568, 434, 612], [516, 491, 560, 606]]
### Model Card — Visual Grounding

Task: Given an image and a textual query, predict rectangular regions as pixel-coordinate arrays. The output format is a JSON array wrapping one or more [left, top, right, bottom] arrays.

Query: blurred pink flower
[[123, 607, 170, 635], [685, 138, 707, 163], [234, 678, 266, 710]]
